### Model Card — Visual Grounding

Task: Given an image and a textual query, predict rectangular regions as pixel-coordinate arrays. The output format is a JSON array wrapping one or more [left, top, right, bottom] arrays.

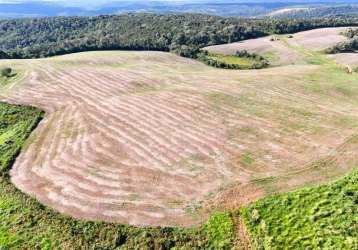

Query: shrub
[[236, 50, 250, 58], [204, 212, 234, 249], [0, 68, 12, 78]]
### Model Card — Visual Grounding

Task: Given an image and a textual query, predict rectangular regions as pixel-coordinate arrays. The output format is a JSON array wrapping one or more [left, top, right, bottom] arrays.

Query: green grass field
[[206, 54, 258, 67], [0, 102, 237, 249], [203, 52, 267, 69], [0, 103, 44, 172], [241, 171, 358, 249]]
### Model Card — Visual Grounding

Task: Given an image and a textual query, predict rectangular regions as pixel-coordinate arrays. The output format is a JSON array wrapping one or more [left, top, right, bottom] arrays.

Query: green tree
[[0, 68, 12, 78]]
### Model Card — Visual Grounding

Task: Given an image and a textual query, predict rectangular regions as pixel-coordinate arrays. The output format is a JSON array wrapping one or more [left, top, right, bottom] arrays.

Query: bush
[[235, 50, 250, 58], [0, 50, 9, 59], [0, 67, 12, 77]]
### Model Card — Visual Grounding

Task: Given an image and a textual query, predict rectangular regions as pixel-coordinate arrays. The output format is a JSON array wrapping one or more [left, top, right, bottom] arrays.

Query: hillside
[[204, 27, 351, 66], [0, 14, 357, 248], [267, 5, 358, 18], [1, 1, 358, 18], [0, 26, 357, 228]]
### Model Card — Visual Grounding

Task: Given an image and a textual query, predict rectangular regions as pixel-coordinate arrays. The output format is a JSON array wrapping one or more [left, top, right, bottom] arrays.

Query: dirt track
[[1, 38, 358, 227]]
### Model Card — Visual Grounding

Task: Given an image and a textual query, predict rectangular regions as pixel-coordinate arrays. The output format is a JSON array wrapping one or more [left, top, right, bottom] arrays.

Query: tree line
[[0, 13, 357, 59]]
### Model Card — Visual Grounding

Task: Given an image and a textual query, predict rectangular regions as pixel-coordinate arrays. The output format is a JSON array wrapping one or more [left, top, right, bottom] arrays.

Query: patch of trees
[[0, 50, 8, 59], [343, 28, 358, 39], [327, 38, 358, 53], [0, 14, 357, 59], [236, 50, 268, 64], [326, 28, 358, 53], [198, 50, 269, 70]]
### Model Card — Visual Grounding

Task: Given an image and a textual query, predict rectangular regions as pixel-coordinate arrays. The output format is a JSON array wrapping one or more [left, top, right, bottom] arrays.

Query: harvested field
[[1, 40, 358, 227], [289, 27, 350, 51], [203, 36, 303, 66], [204, 27, 352, 66], [329, 53, 358, 66]]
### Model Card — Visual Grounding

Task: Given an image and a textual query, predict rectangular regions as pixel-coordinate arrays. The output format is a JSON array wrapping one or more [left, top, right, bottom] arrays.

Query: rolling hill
[[0, 12, 357, 249]]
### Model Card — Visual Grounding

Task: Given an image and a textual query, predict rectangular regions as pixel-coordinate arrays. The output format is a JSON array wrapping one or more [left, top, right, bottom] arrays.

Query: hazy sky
[[0, 0, 355, 10], [0, 0, 204, 9], [1, 0, 203, 7], [0, 0, 356, 17]]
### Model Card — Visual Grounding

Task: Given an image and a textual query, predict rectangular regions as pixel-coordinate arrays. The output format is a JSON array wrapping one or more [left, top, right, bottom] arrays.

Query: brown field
[[203, 36, 304, 66], [0, 27, 358, 227], [330, 53, 358, 66], [204, 27, 351, 66], [289, 27, 349, 51]]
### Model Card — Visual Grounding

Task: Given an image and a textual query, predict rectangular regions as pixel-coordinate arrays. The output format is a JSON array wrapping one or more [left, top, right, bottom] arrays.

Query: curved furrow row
[[7, 61, 239, 226]]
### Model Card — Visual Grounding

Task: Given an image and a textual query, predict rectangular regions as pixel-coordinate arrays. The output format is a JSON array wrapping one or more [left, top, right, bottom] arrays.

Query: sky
[[1, 0, 354, 6], [2, 0, 207, 9]]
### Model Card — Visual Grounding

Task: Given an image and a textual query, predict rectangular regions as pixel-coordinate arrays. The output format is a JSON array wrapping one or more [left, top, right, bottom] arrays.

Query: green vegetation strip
[[198, 51, 269, 70], [0, 102, 235, 249], [241, 171, 358, 249]]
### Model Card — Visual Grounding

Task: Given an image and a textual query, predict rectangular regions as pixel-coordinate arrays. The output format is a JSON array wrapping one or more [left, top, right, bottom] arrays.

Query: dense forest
[[0, 13, 358, 59], [326, 28, 358, 53]]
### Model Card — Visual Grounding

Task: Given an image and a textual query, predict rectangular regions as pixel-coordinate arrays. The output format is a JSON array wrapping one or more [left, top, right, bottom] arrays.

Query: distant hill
[[0, 1, 358, 18], [267, 5, 358, 18]]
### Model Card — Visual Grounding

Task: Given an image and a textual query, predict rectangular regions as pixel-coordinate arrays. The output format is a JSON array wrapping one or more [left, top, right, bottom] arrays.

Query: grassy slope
[[0, 102, 237, 249], [241, 171, 358, 249], [240, 40, 358, 249], [0, 102, 44, 172]]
